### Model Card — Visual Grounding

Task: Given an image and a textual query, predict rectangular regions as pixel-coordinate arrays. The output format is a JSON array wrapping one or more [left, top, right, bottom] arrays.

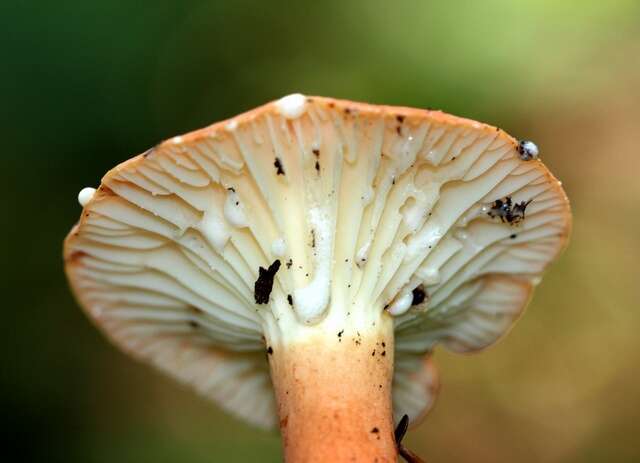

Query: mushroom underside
[[64, 95, 571, 429]]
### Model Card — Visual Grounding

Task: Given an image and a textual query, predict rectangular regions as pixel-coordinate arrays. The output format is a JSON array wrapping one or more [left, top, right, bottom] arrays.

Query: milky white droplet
[[199, 210, 230, 251], [356, 241, 371, 267], [78, 187, 96, 207], [275, 93, 307, 119], [226, 119, 239, 131], [223, 189, 248, 228], [271, 237, 286, 257], [293, 207, 332, 322], [388, 292, 413, 316]]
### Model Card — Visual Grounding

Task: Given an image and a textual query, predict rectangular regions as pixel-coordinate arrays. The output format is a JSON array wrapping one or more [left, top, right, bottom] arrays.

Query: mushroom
[[64, 94, 571, 462]]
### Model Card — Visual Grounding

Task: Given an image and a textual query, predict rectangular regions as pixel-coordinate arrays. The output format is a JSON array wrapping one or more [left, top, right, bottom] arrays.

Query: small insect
[[411, 285, 427, 306], [517, 140, 539, 161], [488, 196, 532, 225], [254, 260, 281, 304], [273, 157, 285, 175]]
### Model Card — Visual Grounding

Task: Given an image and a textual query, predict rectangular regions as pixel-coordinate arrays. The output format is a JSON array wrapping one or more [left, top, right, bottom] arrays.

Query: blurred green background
[[2, 1, 639, 461]]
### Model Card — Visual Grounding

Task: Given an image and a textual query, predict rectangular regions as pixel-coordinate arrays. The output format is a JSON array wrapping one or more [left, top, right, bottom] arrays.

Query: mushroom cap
[[64, 95, 571, 429]]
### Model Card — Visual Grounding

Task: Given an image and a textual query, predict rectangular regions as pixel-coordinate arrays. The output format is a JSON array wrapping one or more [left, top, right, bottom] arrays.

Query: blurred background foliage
[[2, 1, 639, 462]]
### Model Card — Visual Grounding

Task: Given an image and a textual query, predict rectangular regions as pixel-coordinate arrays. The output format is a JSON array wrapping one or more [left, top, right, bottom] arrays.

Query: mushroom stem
[[269, 315, 396, 462]]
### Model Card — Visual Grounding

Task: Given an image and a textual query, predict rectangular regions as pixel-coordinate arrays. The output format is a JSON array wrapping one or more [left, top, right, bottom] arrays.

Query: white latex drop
[[275, 93, 307, 119], [293, 207, 332, 322], [78, 187, 96, 207]]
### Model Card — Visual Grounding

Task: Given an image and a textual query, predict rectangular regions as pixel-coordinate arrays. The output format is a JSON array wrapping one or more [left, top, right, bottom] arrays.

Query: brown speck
[[371, 427, 380, 434], [67, 250, 88, 263], [381, 351, 386, 356], [267, 346, 273, 355], [312, 148, 320, 157], [510, 233, 517, 239], [314, 160, 320, 172], [227, 187, 236, 192], [396, 115, 405, 123], [286, 258, 292, 269], [344, 107, 352, 115], [396, 126, 402, 135], [99, 185, 115, 196], [274, 157, 285, 175], [287, 294, 293, 306], [188, 320, 199, 328]]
